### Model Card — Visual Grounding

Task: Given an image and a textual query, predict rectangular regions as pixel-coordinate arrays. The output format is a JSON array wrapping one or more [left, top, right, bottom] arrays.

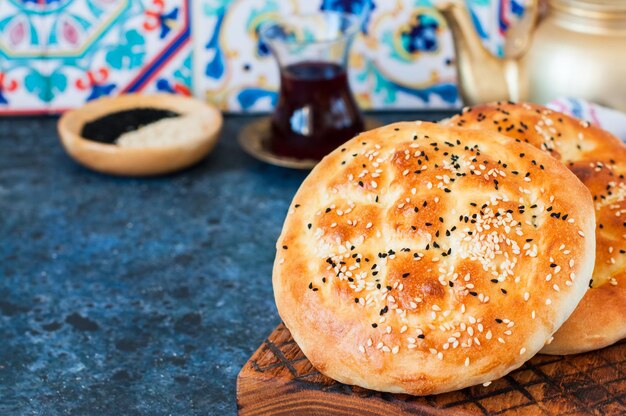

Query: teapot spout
[[503, 0, 540, 58], [437, 2, 513, 105]]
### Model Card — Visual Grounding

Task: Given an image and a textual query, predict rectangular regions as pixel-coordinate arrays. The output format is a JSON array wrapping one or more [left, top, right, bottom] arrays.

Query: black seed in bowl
[[81, 108, 180, 144]]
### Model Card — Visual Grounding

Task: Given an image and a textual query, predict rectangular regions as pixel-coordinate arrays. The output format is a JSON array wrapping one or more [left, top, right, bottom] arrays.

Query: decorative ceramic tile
[[0, 0, 525, 114], [192, 0, 527, 112], [0, 0, 50, 113], [47, 0, 192, 111], [0, 0, 192, 114], [470, 0, 526, 56], [145, 49, 193, 96]]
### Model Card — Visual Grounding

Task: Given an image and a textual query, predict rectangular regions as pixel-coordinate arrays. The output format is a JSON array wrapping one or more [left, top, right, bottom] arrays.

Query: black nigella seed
[[81, 108, 180, 143]]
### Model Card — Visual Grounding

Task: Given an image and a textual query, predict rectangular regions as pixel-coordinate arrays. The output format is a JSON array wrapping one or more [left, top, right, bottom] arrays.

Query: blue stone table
[[0, 112, 452, 415]]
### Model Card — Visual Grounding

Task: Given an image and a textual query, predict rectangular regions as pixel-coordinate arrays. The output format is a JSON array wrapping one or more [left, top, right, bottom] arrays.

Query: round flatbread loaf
[[449, 102, 626, 355], [273, 121, 595, 394]]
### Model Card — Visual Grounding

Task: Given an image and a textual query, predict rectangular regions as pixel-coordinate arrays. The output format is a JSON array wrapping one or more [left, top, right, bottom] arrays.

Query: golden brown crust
[[273, 122, 595, 395], [449, 102, 626, 354], [541, 274, 626, 354]]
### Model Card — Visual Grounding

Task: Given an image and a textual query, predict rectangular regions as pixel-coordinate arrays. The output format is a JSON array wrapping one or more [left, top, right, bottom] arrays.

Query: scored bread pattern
[[448, 102, 626, 355], [274, 122, 595, 394], [239, 324, 626, 416]]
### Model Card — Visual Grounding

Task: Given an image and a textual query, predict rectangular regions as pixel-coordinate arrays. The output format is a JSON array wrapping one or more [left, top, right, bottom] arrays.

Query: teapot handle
[[503, 0, 542, 58]]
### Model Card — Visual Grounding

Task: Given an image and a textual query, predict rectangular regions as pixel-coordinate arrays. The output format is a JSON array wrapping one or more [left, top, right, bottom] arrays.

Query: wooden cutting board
[[237, 324, 625, 416]]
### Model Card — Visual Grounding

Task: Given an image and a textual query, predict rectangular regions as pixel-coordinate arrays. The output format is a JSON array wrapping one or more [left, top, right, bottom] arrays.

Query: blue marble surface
[[0, 112, 452, 415]]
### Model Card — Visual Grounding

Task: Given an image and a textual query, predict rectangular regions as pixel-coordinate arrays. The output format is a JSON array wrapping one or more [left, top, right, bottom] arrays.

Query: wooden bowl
[[58, 94, 223, 176]]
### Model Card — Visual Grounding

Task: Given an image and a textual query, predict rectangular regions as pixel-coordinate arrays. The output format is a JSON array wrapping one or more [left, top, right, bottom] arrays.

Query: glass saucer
[[238, 117, 382, 170]]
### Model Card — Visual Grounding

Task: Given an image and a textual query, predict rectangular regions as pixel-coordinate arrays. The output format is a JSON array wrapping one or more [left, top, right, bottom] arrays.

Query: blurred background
[[0, 0, 526, 115]]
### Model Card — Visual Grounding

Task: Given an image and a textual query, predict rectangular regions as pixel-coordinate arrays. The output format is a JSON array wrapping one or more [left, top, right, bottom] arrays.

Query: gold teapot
[[438, 0, 626, 111]]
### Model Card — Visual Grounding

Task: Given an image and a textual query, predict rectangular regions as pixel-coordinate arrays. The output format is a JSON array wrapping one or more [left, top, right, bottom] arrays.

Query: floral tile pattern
[[192, 0, 526, 112], [0, 0, 191, 114], [0, 0, 50, 113], [0, 0, 524, 114]]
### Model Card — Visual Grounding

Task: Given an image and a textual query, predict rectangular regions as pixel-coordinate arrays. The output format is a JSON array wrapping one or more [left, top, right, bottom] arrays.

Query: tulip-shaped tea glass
[[259, 12, 365, 161]]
